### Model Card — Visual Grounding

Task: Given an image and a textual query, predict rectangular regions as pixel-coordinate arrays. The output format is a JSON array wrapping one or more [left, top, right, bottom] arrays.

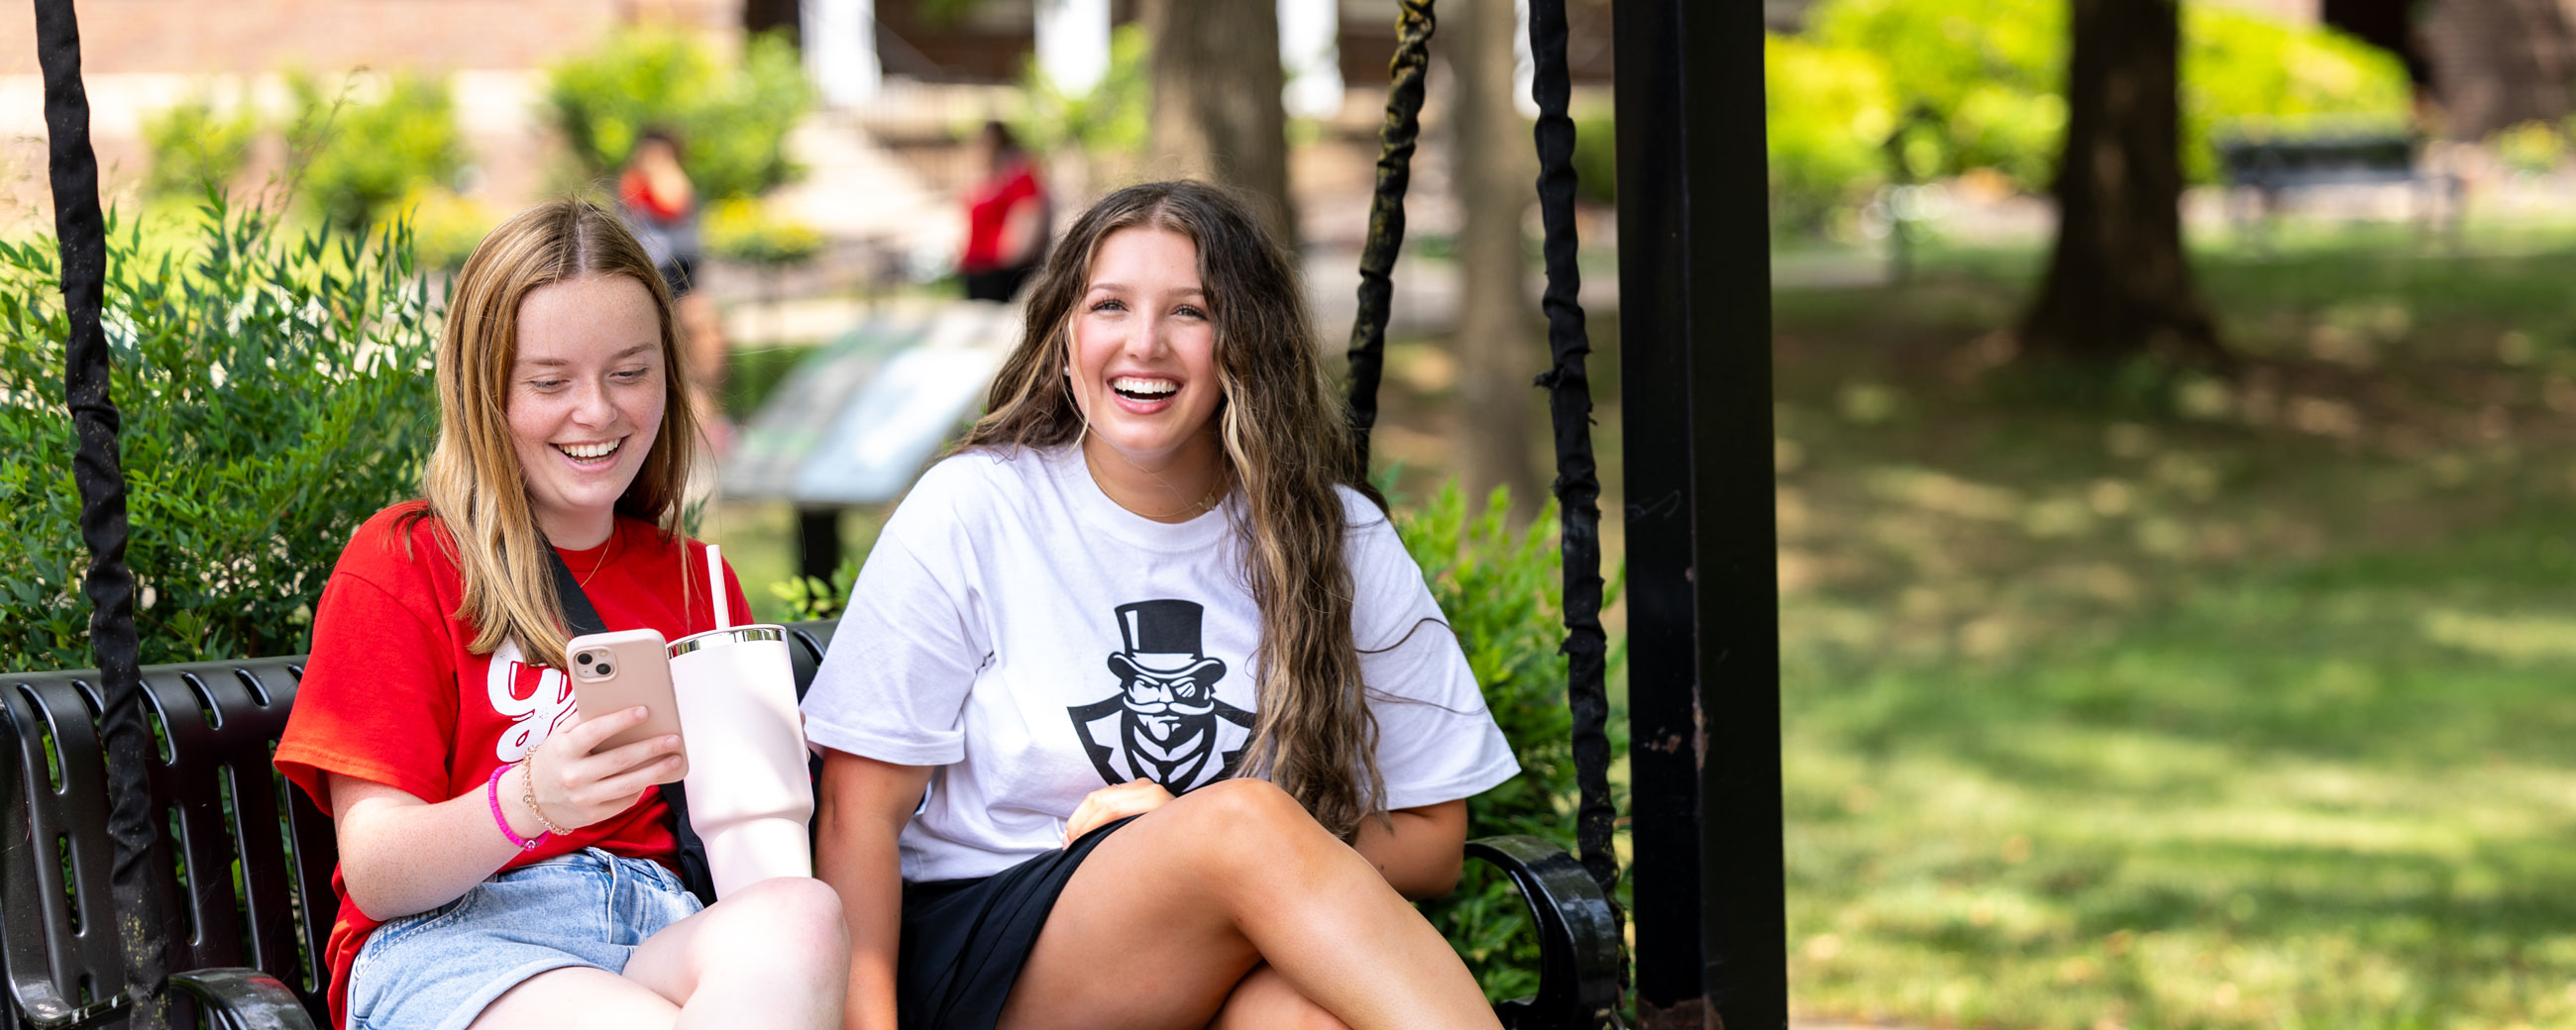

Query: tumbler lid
[[668, 624, 787, 657]]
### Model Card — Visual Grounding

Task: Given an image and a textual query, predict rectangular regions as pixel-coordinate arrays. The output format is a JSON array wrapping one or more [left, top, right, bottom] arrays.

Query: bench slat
[[6, 620, 1610, 1030], [14, 676, 134, 1008], [5, 662, 334, 1030], [142, 668, 240, 978]]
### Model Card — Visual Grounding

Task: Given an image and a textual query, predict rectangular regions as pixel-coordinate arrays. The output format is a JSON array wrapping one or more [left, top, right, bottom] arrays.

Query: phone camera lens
[[576, 651, 593, 666], [595, 663, 613, 675]]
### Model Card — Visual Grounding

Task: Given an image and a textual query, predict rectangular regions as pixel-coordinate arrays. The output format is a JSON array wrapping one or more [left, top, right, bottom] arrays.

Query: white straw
[[706, 544, 729, 630]]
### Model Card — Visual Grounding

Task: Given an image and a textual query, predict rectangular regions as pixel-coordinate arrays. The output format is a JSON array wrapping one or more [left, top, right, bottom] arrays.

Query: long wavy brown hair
[[407, 199, 700, 671], [963, 180, 1388, 840]]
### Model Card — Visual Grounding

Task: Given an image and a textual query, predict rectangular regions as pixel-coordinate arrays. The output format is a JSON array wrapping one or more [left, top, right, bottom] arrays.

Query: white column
[[804, 0, 881, 107], [1034, 0, 1112, 95], [1279, 0, 1342, 119]]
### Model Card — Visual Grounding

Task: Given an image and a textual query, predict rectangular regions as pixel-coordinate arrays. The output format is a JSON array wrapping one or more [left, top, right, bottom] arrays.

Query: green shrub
[[2495, 121, 2568, 176], [1767, 34, 1902, 235], [544, 29, 814, 201], [393, 185, 507, 273], [1008, 23, 1152, 161], [141, 93, 257, 199], [1400, 482, 1628, 1003], [1772, 0, 2412, 232], [2183, 3, 2413, 181], [290, 73, 468, 233], [1807, 0, 2066, 191], [0, 198, 440, 669], [705, 197, 824, 267]]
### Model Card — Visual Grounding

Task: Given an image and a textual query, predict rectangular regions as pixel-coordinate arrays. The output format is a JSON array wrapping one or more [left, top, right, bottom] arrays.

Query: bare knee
[[699, 877, 848, 977], [1174, 778, 1315, 841], [1158, 778, 1339, 885]]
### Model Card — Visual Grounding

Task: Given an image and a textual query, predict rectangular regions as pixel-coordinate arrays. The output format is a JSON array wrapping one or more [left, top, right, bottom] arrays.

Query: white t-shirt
[[801, 445, 1521, 882]]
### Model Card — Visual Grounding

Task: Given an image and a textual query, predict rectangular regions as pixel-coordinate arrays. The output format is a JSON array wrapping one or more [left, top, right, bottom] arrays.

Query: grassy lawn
[[1778, 225, 2576, 1029], [702, 223, 2576, 1027]]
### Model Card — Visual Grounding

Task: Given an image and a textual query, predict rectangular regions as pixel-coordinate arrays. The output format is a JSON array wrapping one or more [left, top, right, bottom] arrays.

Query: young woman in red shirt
[[274, 200, 847, 1030]]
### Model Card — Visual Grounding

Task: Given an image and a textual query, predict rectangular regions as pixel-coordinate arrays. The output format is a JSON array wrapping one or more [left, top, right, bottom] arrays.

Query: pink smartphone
[[566, 628, 689, 783]]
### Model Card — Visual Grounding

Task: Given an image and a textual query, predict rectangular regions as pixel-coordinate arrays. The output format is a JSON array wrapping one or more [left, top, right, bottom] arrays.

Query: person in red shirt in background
[[272, 199, 847, 1030], [618, 130, 734, 455], [959, 121, 1050, 303]]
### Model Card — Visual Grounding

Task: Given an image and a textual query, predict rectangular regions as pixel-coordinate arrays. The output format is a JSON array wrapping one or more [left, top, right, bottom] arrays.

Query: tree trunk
[[2020, 0, 2222, 365], [1449, 0, 1545, 517], [2416, 0, 2576, 138], [1142, 0, 1296, 246]]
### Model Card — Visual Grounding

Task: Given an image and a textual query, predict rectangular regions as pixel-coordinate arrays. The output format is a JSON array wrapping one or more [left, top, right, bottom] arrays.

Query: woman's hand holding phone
[[523, 706, 685, 831]]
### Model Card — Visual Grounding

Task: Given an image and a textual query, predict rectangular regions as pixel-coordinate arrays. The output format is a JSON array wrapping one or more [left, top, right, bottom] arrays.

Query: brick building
[[0, 0, 738, 77]]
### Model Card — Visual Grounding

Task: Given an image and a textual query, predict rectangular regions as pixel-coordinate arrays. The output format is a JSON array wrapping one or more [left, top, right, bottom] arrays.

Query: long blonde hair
[[408, 199, 699, 671], [964, 180, 1388, 839]]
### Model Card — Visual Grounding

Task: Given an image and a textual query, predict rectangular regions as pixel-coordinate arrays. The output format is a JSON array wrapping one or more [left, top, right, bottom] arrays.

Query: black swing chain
[[34, 0, 174, 1023], [1525, 0, 1627, 964], [1344, 0, 1630, 993], [1343, 0, 1434, 471]]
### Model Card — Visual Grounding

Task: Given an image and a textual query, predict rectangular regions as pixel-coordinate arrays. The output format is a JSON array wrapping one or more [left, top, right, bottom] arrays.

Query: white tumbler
[[667, 624, 813, 895]]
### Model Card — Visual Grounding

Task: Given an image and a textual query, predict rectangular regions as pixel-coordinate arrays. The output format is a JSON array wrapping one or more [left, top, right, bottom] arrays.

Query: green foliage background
[[704, 197, 824, 266], [289, 73, 469, 233], [1399, 484, 1627, 1003], [0, 201, 439, 670], [1008, 23, 1152, 161], [1770, 0, 2412, 233], [544, 30, 815, 201], [141, 94, 258, 200]]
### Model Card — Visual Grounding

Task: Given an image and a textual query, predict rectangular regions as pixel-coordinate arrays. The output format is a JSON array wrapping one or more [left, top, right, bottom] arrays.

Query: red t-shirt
[[619, 165, 692, 223], [961, 161, 1044, 271], [273, 502, 748, 1028]]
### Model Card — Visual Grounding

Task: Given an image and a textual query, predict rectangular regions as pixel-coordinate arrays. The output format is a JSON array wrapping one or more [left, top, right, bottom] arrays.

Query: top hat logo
[[1071, 597, 1252, 790], [1105, 599, 1229, 683]]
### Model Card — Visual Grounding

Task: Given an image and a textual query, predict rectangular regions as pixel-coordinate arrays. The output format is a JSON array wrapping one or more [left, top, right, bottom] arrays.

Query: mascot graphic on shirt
[[1067, 599, 1255, 791]]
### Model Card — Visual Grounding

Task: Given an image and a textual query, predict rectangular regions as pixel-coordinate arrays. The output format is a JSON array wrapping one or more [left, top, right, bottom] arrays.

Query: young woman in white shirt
[[805, 180, 1519, 1030]]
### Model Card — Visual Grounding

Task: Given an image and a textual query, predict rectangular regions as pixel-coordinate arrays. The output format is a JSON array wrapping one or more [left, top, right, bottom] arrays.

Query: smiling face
[[1067, 227, 1225, 477], [507, 273, 666, 548]]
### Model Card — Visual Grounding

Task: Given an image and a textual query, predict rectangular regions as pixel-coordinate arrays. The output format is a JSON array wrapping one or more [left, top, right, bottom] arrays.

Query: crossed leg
[[994, 778, 1496, 1030], [1209, 965, 1351, 1030], [469, 876, 848, 1030]]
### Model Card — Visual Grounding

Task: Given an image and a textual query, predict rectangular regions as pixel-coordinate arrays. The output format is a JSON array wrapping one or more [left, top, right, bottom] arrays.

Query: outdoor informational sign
[[719, 301, 1019, 505]]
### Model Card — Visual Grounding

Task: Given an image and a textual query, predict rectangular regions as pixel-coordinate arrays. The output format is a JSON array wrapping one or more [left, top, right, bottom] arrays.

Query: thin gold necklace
[[576, 532, 614, 588]]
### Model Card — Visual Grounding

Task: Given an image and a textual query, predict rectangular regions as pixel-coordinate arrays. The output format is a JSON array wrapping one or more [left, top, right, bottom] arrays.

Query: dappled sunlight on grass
[[2420, 608, 2576, 663], [1778, 228, 2576, 1028]]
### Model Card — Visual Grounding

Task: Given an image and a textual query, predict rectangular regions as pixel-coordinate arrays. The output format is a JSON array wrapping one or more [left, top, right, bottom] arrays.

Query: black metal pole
[[1614, 0, 1784, 1027], [32, 0, 171, 1025]]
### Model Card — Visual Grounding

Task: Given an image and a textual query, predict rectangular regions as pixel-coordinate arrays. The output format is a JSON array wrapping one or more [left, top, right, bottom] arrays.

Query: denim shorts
[[345, 848, 702, 1030]]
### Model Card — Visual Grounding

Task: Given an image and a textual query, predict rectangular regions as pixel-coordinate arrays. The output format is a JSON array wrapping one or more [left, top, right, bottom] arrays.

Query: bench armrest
[[167, 969, 317, 1030], [1464, 835, 1623, 1030]]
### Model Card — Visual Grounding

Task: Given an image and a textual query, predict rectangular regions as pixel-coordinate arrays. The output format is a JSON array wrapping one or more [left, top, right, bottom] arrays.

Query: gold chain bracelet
[[519, 739, 574, 838]]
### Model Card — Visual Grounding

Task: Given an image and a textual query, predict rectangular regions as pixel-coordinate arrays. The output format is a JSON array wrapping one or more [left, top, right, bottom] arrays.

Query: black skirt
[[897, 816, 1137, 1030]]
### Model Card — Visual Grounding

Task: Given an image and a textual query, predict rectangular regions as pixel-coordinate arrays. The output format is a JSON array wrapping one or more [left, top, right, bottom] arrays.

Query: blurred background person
[[618, 129, 732, 454], [957, 120, 1049, 303]]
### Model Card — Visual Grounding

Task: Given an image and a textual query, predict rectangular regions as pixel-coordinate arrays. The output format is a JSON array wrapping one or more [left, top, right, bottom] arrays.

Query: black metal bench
[[3, 621, 1620, 1030], [2214, 132, 2462, 234]]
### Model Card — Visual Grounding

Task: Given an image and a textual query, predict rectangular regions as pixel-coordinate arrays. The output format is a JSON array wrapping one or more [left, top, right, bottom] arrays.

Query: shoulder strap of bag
[[544, 544, 718, 904]]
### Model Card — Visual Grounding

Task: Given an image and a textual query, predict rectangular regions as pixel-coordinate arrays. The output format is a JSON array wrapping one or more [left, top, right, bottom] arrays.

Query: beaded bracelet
[[486, 765, 547, 851]]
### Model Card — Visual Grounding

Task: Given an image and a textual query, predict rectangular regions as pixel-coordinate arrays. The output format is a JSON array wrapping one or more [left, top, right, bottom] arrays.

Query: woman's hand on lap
[[1063, 778, 1174, 845], [526, 705, 685, 830]]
